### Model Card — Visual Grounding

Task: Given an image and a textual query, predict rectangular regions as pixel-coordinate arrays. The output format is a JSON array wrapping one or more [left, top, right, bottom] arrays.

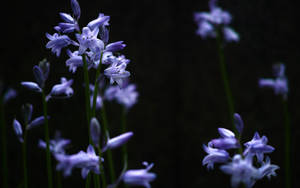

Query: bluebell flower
[[22, 103, 33, 123], [26, 116, 48, 130], [123, 162, 156, 188], [243, 132, 274, 163], [103, 132, 133, 151], [87, 13, 110, 30], [55, 145, 102, 178], [13, 119, 23, 143], [259, 63, 288, 99], [202, 144, 230, 170], [104, 61, 130, 87], [76, 27, 104, 56], [21, 82, 42, 93], [208, 128, 239, 150], [194, 0, 239, 42], [66, 50, 84, 73], [46, 33, 75, 57], [114, 83, 138, 109], [233, 113, 244, 135], [48, 77, 74, 100], [57, 13, 80, 33], [105, 41, 126, 52], [90, 117, 101, 147], [258, 157, 279, 179], [220, 154, 260, 188], [3, 88, 17, 104], [70, 0, 81, 20], [104, 85, 119, 100], [39, 132, 71, 154]]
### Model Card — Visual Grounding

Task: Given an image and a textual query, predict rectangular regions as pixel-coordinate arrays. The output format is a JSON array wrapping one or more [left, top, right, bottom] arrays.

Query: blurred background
[[0, 0, 299, 187]]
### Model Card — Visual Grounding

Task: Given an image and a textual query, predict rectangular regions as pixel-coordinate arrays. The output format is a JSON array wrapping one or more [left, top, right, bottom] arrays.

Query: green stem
[[101, 104, 116, 182], [282, 98, 291, 188], [22, 130, 28, 188], [85, 174, 91, 188], [91, 52, 103, 118], [56, 171, 62, 188], [82, 54, 92, 142], [216, 32, 236, 133], [0, 98, 8, 188], [42, 91, 53, 188], [121, 107, 128, 167], [98, 145, 107, 188]]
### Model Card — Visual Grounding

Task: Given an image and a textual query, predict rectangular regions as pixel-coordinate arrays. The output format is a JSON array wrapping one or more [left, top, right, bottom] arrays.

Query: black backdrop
[[0, 0, 299, 187]]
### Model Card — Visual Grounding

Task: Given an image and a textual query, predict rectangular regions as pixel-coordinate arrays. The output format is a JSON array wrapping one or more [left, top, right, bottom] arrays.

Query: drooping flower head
[[48, 77, 74, 100], [202, 144, 230, 170], [259, 63, 288, 100], [208, 128, 239, 150], [39, 131, 71, 155]]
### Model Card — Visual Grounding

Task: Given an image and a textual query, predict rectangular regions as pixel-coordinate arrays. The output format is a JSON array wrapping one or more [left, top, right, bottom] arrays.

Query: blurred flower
[[90, 117, 101, 147], [103, 132, 133, 151], [202, 144, 230, 169], [13, 119, 23, 143], [46, 33, 75, 57], [56, 13, 79, 33], [104, 61, 130, 87], [39, 132, 71, 155], [258, 157, 279, 179], [70, 0, 81, 20], [2, 88, 17, 104], [233, 113, 244, 135], [48, 77, 74, 100]]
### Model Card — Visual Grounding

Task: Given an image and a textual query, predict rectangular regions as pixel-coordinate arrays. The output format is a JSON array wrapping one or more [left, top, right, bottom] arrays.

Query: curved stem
[[0, 98, 8, 188], [42, 90, 53, 188], [22, 130, 28, 188], [216, 32, 236, 133], [282, 98, 291, 188]]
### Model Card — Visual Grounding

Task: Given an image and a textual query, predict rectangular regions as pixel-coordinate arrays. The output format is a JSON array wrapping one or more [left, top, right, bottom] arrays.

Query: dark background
[[0, 0, 299, 187]]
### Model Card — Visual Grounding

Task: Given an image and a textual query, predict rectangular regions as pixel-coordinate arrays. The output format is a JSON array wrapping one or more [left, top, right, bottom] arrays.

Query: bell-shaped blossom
[[233, 113, 244, 135], [57, 13, 79, 33], [220, 155, 260, 188], [13, 119, 23, 143], [115, 84, 139, 109], [259, 63, 288, 99], [243, 132, 274, 163], [194, 0, 239, 42], [90, 117, 101, 147], [105, 41, 126, 52], [71, 0, 81, 20], [202, 144, 230, 169], [55, 145, 102, 178], [26, 116, 48, 130], [258, 157, 279, 179], [21, 82, 42, 93], [22, 103, 33, 123], [87, 13, 110, 30], [76, 27, 104, 56], [39, 132, 71, 155], [46, 33, 74, 57], [208, 128, 239, 150], [104, 61, 130, 87], [104, 85, 119, 100], [123, 162, 156, 188], [103, 132, 133, 151], [66, 50, 84, 73], [49, 77, 74, 99]]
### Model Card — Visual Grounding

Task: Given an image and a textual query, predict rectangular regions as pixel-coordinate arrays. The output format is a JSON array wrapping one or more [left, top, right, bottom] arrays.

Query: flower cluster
[[202, 113, 279, 188], [259, 63, 288, 100], [46, 0, 130, 87], [194, 0, 239, 42]]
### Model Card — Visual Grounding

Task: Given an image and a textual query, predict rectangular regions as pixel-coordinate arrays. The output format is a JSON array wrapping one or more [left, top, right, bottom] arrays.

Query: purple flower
[[208, 128, 239, 150], [3, 88, 17, 104], [26, 116, 47, 130], [115, 84, 139, 109], [259, 63, 288, 99], [57, 13, 79, 33], [66, 50, 84, 73], [48, 77, 74, 100], [55, 145, 102, 178], [223, 27, 239, 42], [76, 27, 104, 56], [103, 132, 133, 151], [243, 132, 274, 163], [123, 162, 156, 188], [70, 0, 81, 20], [21, 82, 42, 93], [220, 154, 260, 188], [87, 13, 110, 30], [104, 61, 130, 87], [39, 132, 71, 154], [46, 33, 74, 57], [105, 41, 126, 52], [202, 144, 230, 169], [90, 117, 101, 147], [104, 85, 119, 100], [258, 157, 279, 179], [13, 119, 23, 143], [233, 113, 244, 135]]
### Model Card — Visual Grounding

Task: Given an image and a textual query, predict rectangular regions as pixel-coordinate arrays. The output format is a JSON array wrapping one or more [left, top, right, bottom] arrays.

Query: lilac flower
[[104, 61, 130, 87], [70, 0, 81, 20], [105, 41, 126, 52], [66, 50, 84, 73], [87, 13, 110, 30], [3, 88, 17, 104], [46, 33, 74, 57], [194, 0, 239, 42], [233, 113, 244, 135], [243, 132, 274, 163], [90, 117, 101, 147], [258, 157, 279, 179], [259, 63, 288, 99], [48, 77, 74, 99], [13, 119, 23, 143], [57, 13, 79, 33], [21, 82, 42, 93], [26, 116, 47, 130], [39, 132, 71, 154], [115, 84, 139, 109], [55, 145, 102, 178], [202, 144, 230, 170], [103, 132, 133, 151], [104, 85, 119, 100], [208, 128, 239, 150], [220, 155, 260, 188], [123, 162, 156, 188], [76, 27, 104, 56]]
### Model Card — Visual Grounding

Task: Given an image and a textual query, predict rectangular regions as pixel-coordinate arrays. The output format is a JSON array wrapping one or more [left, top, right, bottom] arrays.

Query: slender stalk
[[98, 145, 107, 188], [282, 98, 291, 188], [0, 98, 8, 188], [121, 107, 128, 167], [216, 31, 236, 133], [22, 130, 28, 188], [42, 91, 53, 188], [56, 171, 62, 188], [91, 52, 103, 118], [85, 174, 91, 188]]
